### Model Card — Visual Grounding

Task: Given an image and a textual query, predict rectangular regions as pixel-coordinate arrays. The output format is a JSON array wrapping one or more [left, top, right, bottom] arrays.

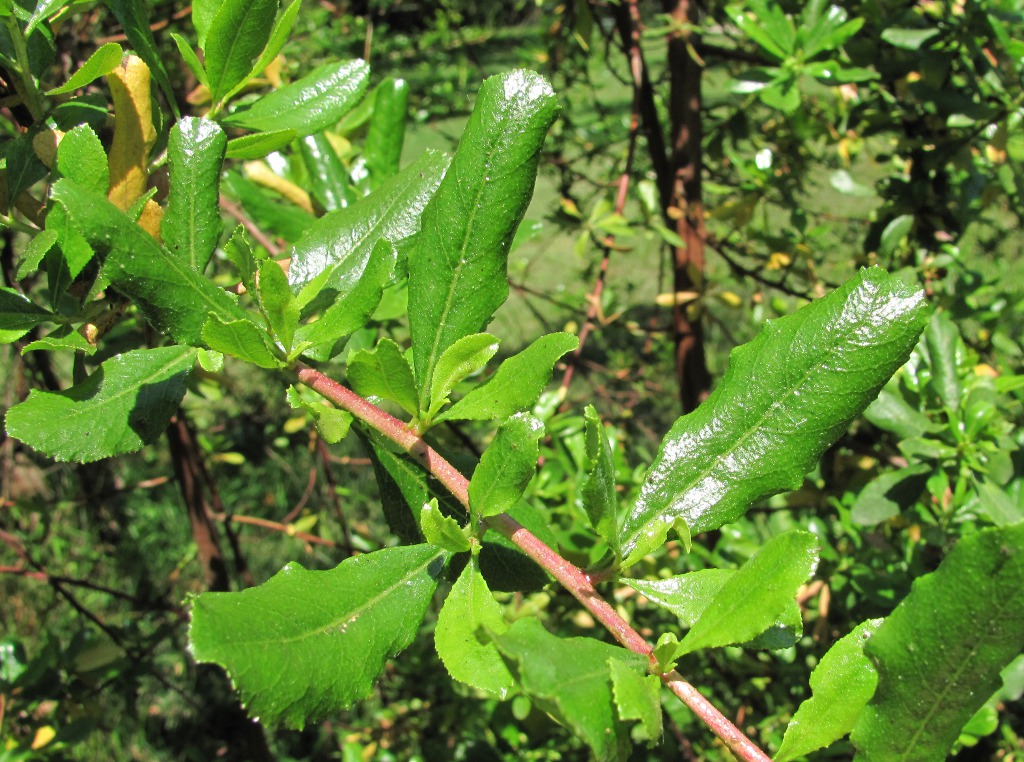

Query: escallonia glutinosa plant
[[2, 1, 1022, 760]]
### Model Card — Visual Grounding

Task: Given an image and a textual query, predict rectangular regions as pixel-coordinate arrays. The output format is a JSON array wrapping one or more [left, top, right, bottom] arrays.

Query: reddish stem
[[295, 364, 770, 761]]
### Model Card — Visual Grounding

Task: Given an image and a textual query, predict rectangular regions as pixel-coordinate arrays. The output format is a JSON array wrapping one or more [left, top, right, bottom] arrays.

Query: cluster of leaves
[[1, 1, 1023, 760]]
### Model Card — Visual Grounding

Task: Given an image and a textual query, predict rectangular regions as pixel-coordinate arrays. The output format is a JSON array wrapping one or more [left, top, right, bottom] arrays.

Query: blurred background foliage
[[2, 0, 1023, 759]]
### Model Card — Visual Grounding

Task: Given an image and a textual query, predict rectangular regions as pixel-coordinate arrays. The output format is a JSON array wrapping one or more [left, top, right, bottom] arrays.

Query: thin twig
[[211, 512, 341, 549], [219, 194, 283, 257], [295, 364, 770, 762]]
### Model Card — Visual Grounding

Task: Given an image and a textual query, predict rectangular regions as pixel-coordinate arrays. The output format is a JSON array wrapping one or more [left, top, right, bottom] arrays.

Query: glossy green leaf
[[293, 239, 396, 357], [469, 413, 544, 519], [0, 287, 52, 343], [364, 78, 408, 184], [162, 117, 226, 273], [170, 32, 208, 88], [425, 333, 500, 420], [851, 523, 1024, 761], [103, 0, 176, 113], [220, 0, 300, 105], [299, 132, 355, 213], [201, 316, 282, 369], [346, 338, 418, 417], [609, 658, 662, 744], [435, 556, 512, 697], [52, 180, 251, 345], [24, 0, 70, 35], [629, 568, 802, 652], [580, 405, 618, 551], [5, 346, 196, 462], [408, 70, 559, 407], [189, 545, 447, 728], [45, 42, 121, 95], [288, 150, 447, 294], [361, 429, 430, 544], [55, 123, 108, 191], [256, 258, 298, 350], [436, 332, 578, 423], [420, 498, 470, 553], [775, 619, 882, 762], [670, 531, 817, 656], [492, 617, 648, 762], [620, 268, 929, 566], [203, 0, 277, 105], [223, 59, 369, 137], [224, 129, 296, 160]]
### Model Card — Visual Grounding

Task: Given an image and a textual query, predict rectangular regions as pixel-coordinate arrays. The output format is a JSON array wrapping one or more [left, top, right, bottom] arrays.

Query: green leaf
[[191, 0, 224, 48], [25, 0, 70, 35], [775, 619, 882, 762], [223, 225, 258, 292], [292, 238, 396, 356], [425, 332, 500, 420], [222, 170, 315, 242], [851, 523, 1024, 761], [628, 568, 802, 652], [0, 287, 52, 343], [620, 268, 929, 566], [21, 325, 96, 355], [880, 26, 941, 50], [436, 332, 578, 423], [850, 464, 931, 526], [408, 70, 559, 408], [364, 78, 408, 184], [162, 117, 227, 273], [170, 32, 208, 89], [878, 214, 914, 258], [863, 384, 940, 440], [223, 59, 369, 137], [51, 179, 252, 345], [580, 405, 618, 551], [672, 531, 817, 656], [728, 4, 792, 60], [4, 134, 46, 212], [256, 258, 298, 350], [346, 338, 418, 417], [55, 123, 108, 191], [220, 0, 300, 105], [609, 658, 662, 744], [479, 500, 555, 593], [435, 556, 512, 697], [361, 429, 430, 544], [5, 346, 196, 462], [469, 413, 544, 520], [923, 310, 963, 410], [45, 42, 122, 95], [492, 617, 648, 762], [286, 385, 352, 444], [287, 149, 448, 295], [299, 132, 355, 213], [189, 544, 447, 728], [420, 498, 470, 553], [203, 0, 277, 105], [224, 129, 296, 160], [103, 0, 177, 114], [15, 228, 57, 279], [201, 316, 283, 369]]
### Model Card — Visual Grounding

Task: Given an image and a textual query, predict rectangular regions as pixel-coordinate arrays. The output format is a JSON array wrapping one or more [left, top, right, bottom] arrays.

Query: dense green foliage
[[1, 1, 1023, 760]]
